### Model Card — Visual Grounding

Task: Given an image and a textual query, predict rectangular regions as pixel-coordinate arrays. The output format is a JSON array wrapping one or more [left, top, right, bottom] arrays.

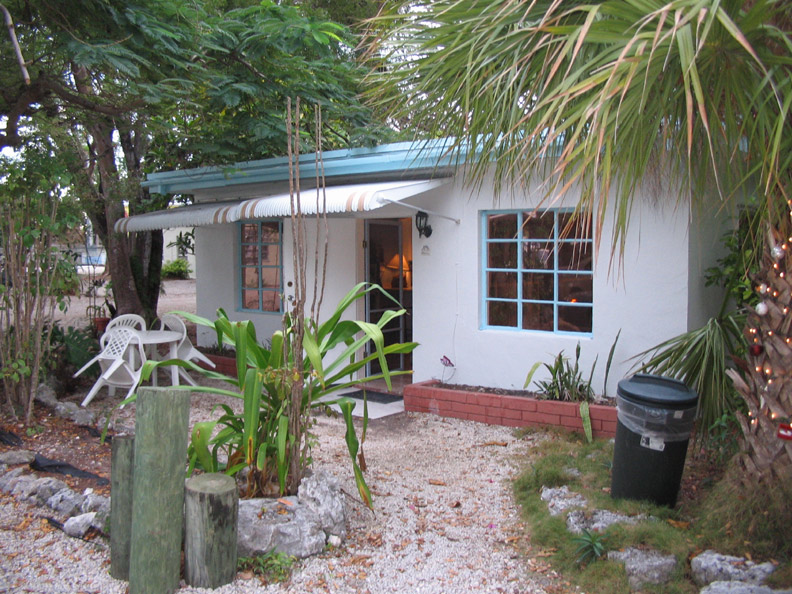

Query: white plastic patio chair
[[100, 314, 147, 366], [105, 313, 146, 332], [74, 327, 146, 407], [156, 313, 216, 386]]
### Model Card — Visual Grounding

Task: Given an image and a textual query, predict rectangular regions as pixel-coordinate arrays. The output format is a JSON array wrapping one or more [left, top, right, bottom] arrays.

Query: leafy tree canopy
[[1, 0, 388, 319]]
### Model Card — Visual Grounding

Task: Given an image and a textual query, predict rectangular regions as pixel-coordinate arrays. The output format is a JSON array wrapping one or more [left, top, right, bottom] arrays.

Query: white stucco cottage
[[118, 139, 725, 396]]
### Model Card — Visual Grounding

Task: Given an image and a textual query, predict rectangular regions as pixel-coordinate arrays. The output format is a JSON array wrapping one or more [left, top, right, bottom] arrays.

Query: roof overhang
[[114, 179, 450, 233], [141, 139, 463, 195]]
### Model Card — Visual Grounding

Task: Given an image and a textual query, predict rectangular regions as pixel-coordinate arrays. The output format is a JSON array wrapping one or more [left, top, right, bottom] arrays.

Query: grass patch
[[513, 428, 788, 593], [694, 467, 792, 561]]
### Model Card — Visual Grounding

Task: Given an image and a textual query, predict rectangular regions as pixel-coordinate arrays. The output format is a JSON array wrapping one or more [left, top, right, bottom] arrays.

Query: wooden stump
[[110, 434, 134, 580], [184, 473, 239, 588], [129, 387, 191, 594]]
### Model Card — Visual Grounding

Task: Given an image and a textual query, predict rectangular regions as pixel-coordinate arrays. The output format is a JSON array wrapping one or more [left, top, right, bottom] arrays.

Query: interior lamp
[[415, 211, 432, 238], [386, 253, 410, 272]]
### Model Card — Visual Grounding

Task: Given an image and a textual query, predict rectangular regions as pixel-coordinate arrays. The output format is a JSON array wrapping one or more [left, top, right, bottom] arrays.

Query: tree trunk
[[72, 66, 163, 323]]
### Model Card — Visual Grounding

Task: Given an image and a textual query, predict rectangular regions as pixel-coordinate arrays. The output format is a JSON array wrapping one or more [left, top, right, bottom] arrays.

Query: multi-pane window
[[482, 210, 593, 333], [239, 220, 282, 313]]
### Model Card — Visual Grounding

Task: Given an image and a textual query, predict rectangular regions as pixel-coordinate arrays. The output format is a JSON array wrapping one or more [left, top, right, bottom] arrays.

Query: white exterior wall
[[408, 176, 722, 396], [192, 173, 724, 395], [194, 217, 360, 347]]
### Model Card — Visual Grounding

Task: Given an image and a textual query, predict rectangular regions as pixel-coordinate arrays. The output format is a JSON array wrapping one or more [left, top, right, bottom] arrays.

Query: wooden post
[[110, 434, 134, 580], [184, 473, 239, 588], [129, 387, 190, 594]]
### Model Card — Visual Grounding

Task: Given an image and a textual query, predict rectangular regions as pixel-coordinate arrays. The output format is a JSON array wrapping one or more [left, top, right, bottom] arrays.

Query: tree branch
[[0, 3, 30, 85], [40, 75, 145, 117]]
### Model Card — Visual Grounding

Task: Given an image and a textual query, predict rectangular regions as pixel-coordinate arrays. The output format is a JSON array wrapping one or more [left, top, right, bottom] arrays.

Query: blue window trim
[[238, 219, 283, 314], [480, 209, 593, 335]]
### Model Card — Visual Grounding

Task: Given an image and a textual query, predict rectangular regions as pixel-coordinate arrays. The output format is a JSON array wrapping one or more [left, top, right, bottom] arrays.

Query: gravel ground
[[0, 279, 564, 593], [0, 409, 559, 593]]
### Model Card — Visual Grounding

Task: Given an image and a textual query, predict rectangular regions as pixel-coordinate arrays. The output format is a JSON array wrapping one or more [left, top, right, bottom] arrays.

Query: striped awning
[[236, 180, 446, 219], [114, 179, 447, 232], [114, 200, 239, 233]]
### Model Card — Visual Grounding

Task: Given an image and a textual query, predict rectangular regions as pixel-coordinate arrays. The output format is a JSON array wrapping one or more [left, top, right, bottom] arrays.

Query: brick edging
[[404, 380, 617, 438], [198, 353, 237, 376]]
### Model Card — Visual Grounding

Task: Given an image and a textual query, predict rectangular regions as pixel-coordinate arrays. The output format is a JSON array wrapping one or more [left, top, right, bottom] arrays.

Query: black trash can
[[611, 373, 698, 507]]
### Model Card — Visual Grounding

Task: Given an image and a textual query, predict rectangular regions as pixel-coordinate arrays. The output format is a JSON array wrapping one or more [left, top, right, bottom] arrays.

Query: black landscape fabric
[[31, 453, 109, 485]]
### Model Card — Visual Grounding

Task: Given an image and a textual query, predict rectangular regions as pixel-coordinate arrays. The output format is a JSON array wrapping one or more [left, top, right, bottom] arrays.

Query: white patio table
[[138, 329, 183, 386]]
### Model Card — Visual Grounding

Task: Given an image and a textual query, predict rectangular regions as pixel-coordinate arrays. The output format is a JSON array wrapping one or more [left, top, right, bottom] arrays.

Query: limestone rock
[[699, 582, 780, 594], [237, 497, 325, 559], [0, 467, 27, 492], [607, 547, 677, 589], [691, 550, 776, 587], [567, 509, 646, 534], [91, 508, 109, 533], [0, 449, 36, 465], [54, 401, 81, 419], [64, 512, 97, 538], [35, 383, 59, 407], [298, 470, 346, 540], [540, 485, 587, 516], [32, 477, 69, 506], [10, 475, 39, 500], [80, 490, 110, 515], [47, 488, 86, 517]]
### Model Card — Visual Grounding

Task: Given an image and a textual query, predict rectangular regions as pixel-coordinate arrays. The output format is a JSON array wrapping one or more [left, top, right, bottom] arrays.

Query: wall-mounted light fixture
[[415, 211, 432, 238]]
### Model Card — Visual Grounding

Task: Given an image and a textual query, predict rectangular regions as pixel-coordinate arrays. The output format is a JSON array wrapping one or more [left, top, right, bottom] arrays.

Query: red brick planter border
[[198, 353, 237, 376], [403, 380, 617, 438]]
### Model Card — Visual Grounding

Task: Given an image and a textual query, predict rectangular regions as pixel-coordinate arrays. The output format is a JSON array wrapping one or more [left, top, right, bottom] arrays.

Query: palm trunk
[[727, 226, 792, 484]]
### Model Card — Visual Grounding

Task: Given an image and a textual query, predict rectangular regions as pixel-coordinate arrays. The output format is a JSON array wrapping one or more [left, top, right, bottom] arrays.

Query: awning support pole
[[376, 198, 460, 224]]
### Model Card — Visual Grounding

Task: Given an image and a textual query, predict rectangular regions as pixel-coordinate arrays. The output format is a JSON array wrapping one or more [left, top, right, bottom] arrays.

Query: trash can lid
[[617, 373, 698, 409]]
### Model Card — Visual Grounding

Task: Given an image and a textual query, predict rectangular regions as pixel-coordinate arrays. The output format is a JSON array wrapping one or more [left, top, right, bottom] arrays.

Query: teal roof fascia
[[143, 139, 466, 195]]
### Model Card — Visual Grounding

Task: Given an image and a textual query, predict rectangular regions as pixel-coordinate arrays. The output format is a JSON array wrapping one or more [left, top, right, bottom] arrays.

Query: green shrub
[[161, 259, 191, 279], [238, 551, 295, 583]]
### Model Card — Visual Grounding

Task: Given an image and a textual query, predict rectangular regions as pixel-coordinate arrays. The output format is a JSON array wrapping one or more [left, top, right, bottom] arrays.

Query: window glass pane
[[522, 242, 554, 269], [487, 213, 517, 239], [369, 290, 391, 311], [559, 274, 592, 303], [488, 301, 517, 327], [558, 213, 589, 239], [242, 290, 259, 309], [261, 291, 280, 312], [241, 223, 258, 243], [260, 268, 279, 289], [482, 210, 593, 334], [488, 242, 517, 268], [261, 245, 279, 266], [558, 242, 592, 271], [522, 273, 554, 300], [242, 267, 259, 289], [521, 212, 554, 239], [559, 305, 592, 333], [522, 303, 553, 331], [487, 271, 517, 299], [260, 222, 280, 243], [241, 245, 258, 265]]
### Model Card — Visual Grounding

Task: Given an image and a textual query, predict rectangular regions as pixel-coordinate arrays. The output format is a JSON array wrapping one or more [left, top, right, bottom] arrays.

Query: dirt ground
[[54, 278, 198, 329]]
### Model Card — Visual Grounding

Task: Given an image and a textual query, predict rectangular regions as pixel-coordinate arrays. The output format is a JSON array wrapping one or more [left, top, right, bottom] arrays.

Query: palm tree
[[364, 0, 792, 484]]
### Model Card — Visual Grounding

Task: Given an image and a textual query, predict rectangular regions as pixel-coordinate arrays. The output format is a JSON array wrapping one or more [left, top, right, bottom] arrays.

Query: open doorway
[[365, 218, 412, 375]]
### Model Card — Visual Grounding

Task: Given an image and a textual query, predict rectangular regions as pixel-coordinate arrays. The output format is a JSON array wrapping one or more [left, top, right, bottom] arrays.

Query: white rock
[[64, 512, 97, 538], [691, 550, 776, 586]]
